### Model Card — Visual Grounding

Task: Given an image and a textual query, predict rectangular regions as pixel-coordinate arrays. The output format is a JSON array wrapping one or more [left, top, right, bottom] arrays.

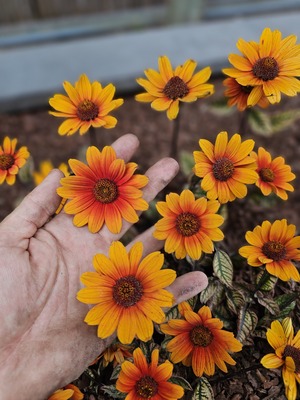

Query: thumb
[[0, 169, 63, 244]]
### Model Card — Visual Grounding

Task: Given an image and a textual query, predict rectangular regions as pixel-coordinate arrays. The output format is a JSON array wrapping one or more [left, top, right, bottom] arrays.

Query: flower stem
[[169, 113, 181, 160], [89, 126, 98, 148], [238, 108, 249, 134]]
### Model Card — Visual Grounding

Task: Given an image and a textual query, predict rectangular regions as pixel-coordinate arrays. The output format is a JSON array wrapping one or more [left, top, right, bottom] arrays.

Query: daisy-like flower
[[77, 241, 176, 344], [193, 131, 258, 204], [261, 317, 300, 400], [223, 27, 300, 106], [48, 384, 83, 400], [251, 147, 296, 200], [33, 160, 69, 186], [57, 145, 149, 233], [49, 73, 124, 136], [100, 342, 134, 367], [116, 347, 184, 400], [153, 189, 224, 260], [0, 136, 29, 185], [239, 219, 300, 282], [135, 55, 214, 120], [223, 77, 269, 111], [161, 302, 242, 377]]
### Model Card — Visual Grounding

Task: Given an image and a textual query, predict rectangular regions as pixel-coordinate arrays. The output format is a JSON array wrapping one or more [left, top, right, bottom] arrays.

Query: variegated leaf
[[213, 249, 233, 287], [192, 377, 214, 399]]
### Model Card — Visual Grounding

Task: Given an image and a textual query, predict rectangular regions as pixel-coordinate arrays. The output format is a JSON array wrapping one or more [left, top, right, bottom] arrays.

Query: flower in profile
[[161, 302, 242, 377], [135, 55, 214, 120], [223, 77, 269, 111], [57, 145, 148, 233], [0, 136, 29, 185], [153, 189, 224, 260], [48, 384, 83, 400], [33, 160, 69, 186], [77, 241, 176, 344], [100, 342, 134, 367], [116, 347, 184, 400], [223, 27, 300, 106], [251, 147, 296, 200], [49, 73, 124, 136], [261, 317, 300, 400], [239, 219, 300, 282], [193, 131, 258, 204]]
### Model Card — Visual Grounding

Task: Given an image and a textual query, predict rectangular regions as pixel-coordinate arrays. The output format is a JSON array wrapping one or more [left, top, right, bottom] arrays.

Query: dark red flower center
[[253, 57, 279, 81], [0, 154, 14, 170], [190, 325, 214, 347], [77, 99, 99, 121], [212, 158, 235, 181], [113, 275, 143, 307], [93, 178, 118, 203], [176, 212, 200, 237], [135, 376, 158, 399], [262, 240, 286, 261], [259, 167, 274, 182], [163, 76, 189, 100], [283, 345, 300, 373]]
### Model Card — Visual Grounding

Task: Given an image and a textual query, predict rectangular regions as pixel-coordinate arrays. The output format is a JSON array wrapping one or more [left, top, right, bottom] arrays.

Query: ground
[[1, 78, 300, 399]]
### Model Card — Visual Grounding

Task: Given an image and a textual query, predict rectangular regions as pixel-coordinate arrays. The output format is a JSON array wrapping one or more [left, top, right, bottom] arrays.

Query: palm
[[0, 135, 208, 400]]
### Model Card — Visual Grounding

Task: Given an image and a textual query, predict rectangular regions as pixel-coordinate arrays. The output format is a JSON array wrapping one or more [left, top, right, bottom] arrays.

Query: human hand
[[0, 134, 208, 400]]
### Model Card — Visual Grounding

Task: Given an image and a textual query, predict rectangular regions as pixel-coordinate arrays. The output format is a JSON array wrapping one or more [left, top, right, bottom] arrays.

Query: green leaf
[[110, 364, 122, 380], [199, 277, 223, 305], [255, 270, 277, 291], [237, 307, 258, 344], [247, 108, 273, 136], [169, 376, 193, 391], [165, 304, 181, 321], [213, 249, 233, 287], [192, 377, 214, 399], [179, 150, 195, 177], [101, 384, 126, 399], [213, 303, 234, 330], [270, 109, 300, 133], [274, 293, 298, 318], [255, 291, 280, 315], [226, 288, 245, 314], [207, 97, 235, 116]]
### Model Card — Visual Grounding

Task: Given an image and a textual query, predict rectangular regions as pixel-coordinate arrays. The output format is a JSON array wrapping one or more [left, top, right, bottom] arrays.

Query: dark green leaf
[[213, 249, 233, 287], [110, 364, 122, 380], [192, 377, 214, 399], [255, 291, 280, 315], [237, 307, 258, 344], [101, 384, 126, 399], [179, 150, 195, 177], [169, 375, 193, 391], [256, 270, 277, 291], [248, 108, 272, 136], [226, 288, 245, 314]]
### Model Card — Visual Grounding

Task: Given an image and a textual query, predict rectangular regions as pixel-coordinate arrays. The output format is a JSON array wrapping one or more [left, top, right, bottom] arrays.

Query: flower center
[[163, 76, 189, 100], [176, 212, 200, 237], [262, 240, 286, 261], [0, 154, 14, 170], [283, 345, 300, 373], [113, 275, 143, 308], [135, 376, 158, 399], [253, 57, 279, 81], [190, 325, 214, 347], [77, 99, 99, 121], [259, 167, 274, 182], [93, 179, 118, 203], [212, 158, 235, 181]]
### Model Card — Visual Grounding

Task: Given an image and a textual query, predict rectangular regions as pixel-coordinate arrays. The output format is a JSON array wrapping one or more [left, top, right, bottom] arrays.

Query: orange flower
[[48, 384, 83, 400], [223, 77, 269, 111], [223, 28, 300, 106], [100, 342, 134, 367], [251, 147, 296, 200], [77, 241, 176, 344], [161, 302, 242, 377], [135, 55, 214, 120], [153, 189, 224, 260], [116, 347, 184, 400], [0, 136, 29, 185], [193, 131, 258, 203], [57, 145, 148, 233], [261, 318, 300, 400], [49, 73, 124, 135], [239, 219, 300, 282]]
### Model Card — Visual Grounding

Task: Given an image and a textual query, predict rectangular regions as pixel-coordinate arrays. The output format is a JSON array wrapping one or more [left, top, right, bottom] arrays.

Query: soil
[[1, 78, 300, 399]]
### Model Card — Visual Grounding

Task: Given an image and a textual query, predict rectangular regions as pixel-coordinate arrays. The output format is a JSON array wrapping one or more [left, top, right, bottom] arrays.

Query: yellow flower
[[161, 302, 242, 377], [223, 77, 269, 111], [223, 28, 300, 105], [116, 348, 184, 400], [100, 342, 134, 367], [261, 318, 300, 400], [153, 189, 224, 260], [135, 55, 214, 120], [0, 136, 29, 185], [49, 73, 124, 135], [77, 241, 176, 344], [33, 160, 69, 186], [251, 147, 296, 200], [47, 384, 83, 400], [239, 219, 300, 282], [193, 131, 258, 204]]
